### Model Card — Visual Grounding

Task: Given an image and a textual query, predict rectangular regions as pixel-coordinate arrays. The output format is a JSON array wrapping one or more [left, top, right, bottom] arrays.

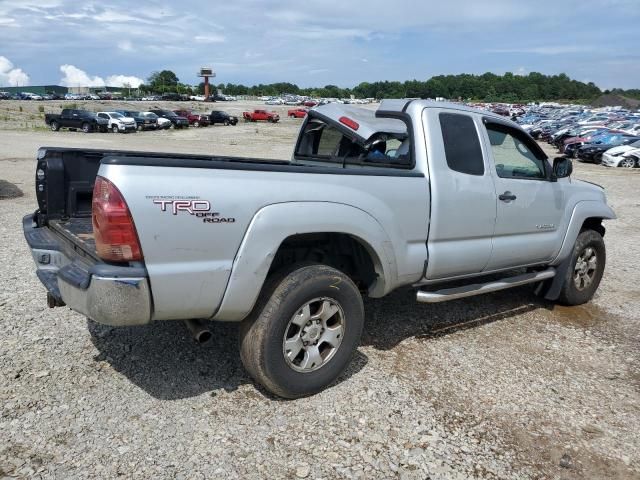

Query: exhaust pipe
[[184, 319, 212, 344]]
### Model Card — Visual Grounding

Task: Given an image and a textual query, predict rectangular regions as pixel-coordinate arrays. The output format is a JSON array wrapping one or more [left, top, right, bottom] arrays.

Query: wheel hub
[[282, 297, 345, 372], [301, 321, 323, 344], [573, 247, 597, 291]]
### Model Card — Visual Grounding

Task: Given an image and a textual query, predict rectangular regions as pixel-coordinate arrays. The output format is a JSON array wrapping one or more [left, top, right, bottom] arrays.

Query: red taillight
[[92, 176, 143, 262], [339, 116, 359, 131]]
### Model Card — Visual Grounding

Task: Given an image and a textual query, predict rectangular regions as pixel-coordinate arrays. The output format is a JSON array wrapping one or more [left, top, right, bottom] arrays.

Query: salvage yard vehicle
[[209, 110, 238, 126], [116, 110, 158, 131], [173, 109, 210, 127], [45, 109, 108, 133], [288, 108, 309, 118], [141, 111, 171, 129], [150, 109, 189, 129], [97, 112, 137, 133], [23, 100, 615, 399], [243, 109, 280, 122]]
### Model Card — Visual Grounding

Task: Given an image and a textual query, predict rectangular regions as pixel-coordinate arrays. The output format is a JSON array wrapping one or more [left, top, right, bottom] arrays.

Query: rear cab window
[[294, 117, 411, 168]]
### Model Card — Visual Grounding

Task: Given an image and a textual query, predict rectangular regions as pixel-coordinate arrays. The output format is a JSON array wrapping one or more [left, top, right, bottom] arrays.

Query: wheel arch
[[551, 200, 615, 266], [212, 202, 397, 322]]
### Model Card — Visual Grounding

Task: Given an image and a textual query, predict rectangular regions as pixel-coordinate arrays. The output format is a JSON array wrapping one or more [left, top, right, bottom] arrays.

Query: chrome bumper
[[23, 214, 152, 326], [57, 273, 151, 326]]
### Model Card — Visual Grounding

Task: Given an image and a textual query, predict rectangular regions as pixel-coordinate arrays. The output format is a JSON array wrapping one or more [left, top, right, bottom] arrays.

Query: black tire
[[594, 153, 603, 164], [169, 123, 175, 130], [111, 124, 119, 133], [50, 121, 60, 131], [223, 119, 229, 126], [239, 264, 364, 399], [193, 121, 200, 128], [137, 124, 143, 132], [82, 122, 91, 133], [557, 229, 606, 306]]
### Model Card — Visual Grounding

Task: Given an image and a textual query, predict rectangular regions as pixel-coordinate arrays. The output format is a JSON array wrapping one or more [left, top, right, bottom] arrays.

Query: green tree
[[147, 70, 179, 93]]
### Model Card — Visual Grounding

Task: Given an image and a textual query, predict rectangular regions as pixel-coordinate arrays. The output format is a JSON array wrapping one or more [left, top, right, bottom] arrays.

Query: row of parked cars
[[515, 106, 640, 168], [44, 108, 239, 133]]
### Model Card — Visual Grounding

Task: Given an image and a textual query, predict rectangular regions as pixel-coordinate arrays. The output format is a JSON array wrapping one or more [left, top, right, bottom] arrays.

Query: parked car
[[160, 93, 183, 101], [149, 110, 189, 129], [173, 110, 210, 127], [601, 140, 640, 168], [20, 92, 43, 100], [0, 91, 11, 100], [141, 111, 171, 129], [288, 108, 309, 119], [97, 112, 137, 133], [576, 135, 640, 163], [209, 110, 238, 126], [115, 110, 158, 131], [24, 100, 615, 398], [243, 109, 280, 123], [45, 109, 108, 133]]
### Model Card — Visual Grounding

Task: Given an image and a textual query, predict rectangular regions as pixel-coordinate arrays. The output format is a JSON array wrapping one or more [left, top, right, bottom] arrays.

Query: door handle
[[499, 191, 517, 202]]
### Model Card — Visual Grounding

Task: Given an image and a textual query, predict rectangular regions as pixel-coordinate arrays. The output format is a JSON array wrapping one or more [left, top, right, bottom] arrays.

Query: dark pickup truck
[[45, 109, 108, 133]]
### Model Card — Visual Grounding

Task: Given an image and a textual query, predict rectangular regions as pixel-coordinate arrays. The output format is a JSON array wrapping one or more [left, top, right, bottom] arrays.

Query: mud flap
[[538, 254, 572, 301]]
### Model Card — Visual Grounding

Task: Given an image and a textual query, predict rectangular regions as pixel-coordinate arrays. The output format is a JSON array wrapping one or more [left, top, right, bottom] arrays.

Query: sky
[[0, 0, 639, 90]]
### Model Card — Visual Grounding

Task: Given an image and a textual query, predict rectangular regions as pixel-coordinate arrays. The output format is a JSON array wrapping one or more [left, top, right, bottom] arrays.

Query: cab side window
[[485, 124, 546, 179], [439, 113, 484, 175]]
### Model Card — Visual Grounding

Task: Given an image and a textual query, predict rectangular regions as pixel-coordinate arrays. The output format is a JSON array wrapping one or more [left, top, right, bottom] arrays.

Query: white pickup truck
[[24, 100, 615, 398]]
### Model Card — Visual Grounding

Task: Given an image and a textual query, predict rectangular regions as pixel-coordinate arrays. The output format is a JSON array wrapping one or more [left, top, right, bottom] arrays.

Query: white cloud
[[0, 56, 30, 86], [59, 64, 105, 87], [118, 40, 133, 51], [59, 65, 143, 87], [194, 34, 225, 44], [105, 74, 144, 88]]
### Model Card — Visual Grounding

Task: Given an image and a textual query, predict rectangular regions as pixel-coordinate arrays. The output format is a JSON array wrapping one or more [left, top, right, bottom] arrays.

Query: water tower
[[197, 67, 216, 98]]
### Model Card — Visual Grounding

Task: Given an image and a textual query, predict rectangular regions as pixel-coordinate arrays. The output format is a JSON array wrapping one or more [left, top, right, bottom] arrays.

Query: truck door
[[481, 120, 565, 270], [423, 109, 497, 279], [68, 110, 81, 128]]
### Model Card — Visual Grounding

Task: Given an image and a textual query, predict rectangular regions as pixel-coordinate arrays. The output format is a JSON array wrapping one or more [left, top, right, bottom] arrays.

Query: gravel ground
[[0, 109, 639, 479]]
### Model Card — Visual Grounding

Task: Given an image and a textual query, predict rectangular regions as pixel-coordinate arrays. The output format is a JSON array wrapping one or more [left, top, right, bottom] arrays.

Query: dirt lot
[[0, 102, 639, 479]]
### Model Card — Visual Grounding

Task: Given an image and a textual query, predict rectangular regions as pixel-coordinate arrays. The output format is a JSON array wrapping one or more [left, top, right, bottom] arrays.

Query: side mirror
[[552, 157, 573, 181]]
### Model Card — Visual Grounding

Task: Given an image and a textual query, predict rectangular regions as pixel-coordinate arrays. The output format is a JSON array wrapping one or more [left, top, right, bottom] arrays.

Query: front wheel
[[193, 121, 200, 128], [239, 264, 364, 399], [223, 119, 229, 126], [82, 122, 91, 133], [111, 125, 119, 133], [557, 229, 606, 306], [619, 157, 636, 168]]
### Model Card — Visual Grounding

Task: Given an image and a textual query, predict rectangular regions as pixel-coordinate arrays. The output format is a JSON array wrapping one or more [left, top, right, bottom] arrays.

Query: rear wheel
[[193, 121, 200, 128], [137, 124, 143, 132], [224, 119, 230, 126], [239, 264, 364, 399], [594, 153, 603, 164], [557, 229, 605, 306], [50, 121, 60, 131], [82, 122, 91, 133]]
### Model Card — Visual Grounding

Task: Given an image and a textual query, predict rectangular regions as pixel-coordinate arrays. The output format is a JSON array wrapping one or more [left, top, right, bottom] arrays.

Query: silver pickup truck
[[24, 100, 615, 398]]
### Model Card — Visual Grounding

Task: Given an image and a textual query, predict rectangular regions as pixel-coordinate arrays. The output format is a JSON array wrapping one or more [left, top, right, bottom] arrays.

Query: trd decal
[[153, 199, 211, 215], [148, 197, 235, 224]]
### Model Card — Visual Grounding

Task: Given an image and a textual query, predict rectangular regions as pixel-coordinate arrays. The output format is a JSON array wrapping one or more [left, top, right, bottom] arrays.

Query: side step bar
[[416, 268, 556, 303]]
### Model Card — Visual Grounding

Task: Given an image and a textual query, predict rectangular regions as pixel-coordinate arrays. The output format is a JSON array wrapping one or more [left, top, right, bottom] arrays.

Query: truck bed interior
[[48, 218, 97, 259]]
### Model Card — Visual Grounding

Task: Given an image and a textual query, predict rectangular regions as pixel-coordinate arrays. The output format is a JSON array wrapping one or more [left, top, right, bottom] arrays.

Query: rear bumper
[[23, 214, 152, 326]]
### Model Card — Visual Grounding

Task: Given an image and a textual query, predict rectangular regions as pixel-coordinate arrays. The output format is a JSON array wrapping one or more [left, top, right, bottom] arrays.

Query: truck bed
[[48, 218, 97, 260]]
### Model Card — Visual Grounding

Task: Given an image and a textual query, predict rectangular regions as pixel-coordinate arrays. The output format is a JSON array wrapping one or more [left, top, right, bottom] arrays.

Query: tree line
[[138, 69, 636, 102]]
